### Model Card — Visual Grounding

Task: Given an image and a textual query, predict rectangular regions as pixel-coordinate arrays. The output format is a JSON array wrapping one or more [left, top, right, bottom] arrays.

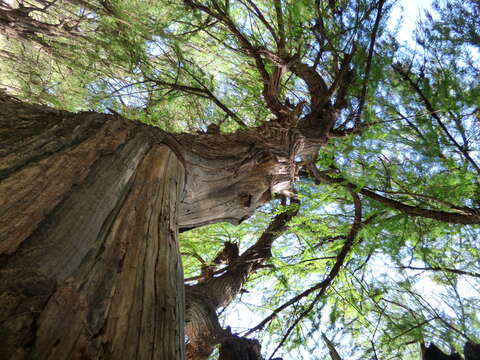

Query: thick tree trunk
[[0, 100, 185, 359], [1, 94, 321, 359]]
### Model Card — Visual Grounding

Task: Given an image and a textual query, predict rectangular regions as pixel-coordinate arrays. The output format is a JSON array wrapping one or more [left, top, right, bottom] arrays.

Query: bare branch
[[398, 265, 480, 279], [354, 0, 386, 127], [184, 201, 299, 359], [308, 164, 480, 225], [290, 61, 329, 111]]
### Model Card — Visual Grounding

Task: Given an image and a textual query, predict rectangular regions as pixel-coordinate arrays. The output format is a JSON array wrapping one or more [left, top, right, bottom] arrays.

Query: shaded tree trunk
[[218, 336, 262, 360], [0, 100, 185, 359]]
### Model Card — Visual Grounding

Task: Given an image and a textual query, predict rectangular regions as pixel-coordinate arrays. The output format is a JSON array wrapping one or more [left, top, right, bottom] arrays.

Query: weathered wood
[[185, 286, 225, 360], [0, 101, 136, 254], [0, 100, 186, 359], [176, 125, 303, 229]]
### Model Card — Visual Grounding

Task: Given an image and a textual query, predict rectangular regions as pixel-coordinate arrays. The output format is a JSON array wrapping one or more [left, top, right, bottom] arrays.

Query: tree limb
[[265, 192, 362, 359], [184, 0, 289, 116], [354, 0, 386, 127], [308, 164, 480, 225], [398, 265, 480, 279]]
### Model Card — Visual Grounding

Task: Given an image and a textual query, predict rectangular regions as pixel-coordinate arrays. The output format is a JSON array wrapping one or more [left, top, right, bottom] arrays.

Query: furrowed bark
[[0, 100, 185, 359]]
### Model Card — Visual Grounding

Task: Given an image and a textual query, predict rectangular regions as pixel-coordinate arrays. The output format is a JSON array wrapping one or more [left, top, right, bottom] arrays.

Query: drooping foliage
[[1, 0, 479, 359]]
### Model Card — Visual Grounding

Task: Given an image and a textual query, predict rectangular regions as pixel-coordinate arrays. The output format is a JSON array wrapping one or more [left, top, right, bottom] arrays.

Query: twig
[[398, 265, 480, 279], [354, 0, 386, 127]]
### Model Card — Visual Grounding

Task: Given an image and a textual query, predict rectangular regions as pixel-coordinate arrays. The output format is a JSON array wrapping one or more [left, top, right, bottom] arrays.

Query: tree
[[1, 0, 479, 359]]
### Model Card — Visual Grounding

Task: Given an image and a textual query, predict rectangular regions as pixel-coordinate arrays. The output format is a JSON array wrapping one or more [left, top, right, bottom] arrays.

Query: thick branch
[[184, 0, 288, 116], [290, 61, 329, 111], [234, 200, 300, 273], [184, 202, 299, 360]]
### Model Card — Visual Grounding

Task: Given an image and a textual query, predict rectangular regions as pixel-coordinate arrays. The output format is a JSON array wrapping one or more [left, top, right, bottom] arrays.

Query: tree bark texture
[[1, 100, 185, 359], [0, 4, 83, 46]]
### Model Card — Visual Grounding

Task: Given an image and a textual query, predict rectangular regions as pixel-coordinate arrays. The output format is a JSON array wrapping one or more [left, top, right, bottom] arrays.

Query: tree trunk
[[0, 100, 185, 359], [1, 93, 322, 359]]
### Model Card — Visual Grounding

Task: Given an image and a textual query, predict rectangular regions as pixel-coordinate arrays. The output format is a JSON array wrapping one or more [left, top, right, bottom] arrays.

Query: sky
[[389, 0, 433, 46]]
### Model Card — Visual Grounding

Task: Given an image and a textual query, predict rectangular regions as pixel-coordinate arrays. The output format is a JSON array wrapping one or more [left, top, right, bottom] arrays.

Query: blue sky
[[390, 0, 433, 46]]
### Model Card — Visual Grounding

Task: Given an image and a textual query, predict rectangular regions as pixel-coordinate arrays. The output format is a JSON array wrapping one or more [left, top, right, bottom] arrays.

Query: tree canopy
[[1, 0, 479, 359]]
